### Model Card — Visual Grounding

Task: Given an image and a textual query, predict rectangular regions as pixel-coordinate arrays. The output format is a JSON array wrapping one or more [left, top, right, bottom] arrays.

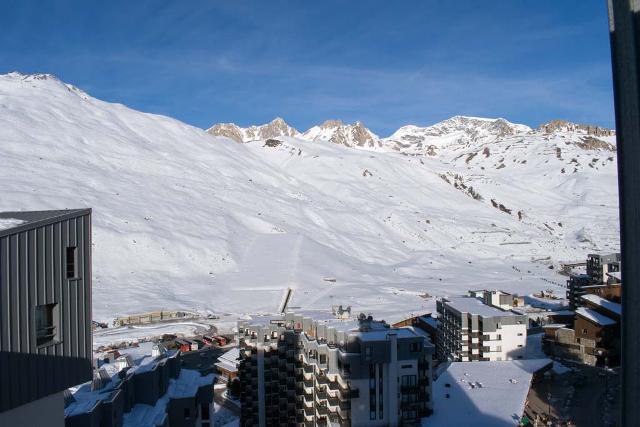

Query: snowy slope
[[0, 72, 619, 325]]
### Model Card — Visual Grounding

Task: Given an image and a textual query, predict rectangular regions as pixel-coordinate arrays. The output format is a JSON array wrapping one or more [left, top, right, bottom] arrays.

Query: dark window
[[409, 342, 420, 352], [319, 354, 327, 364], [66, 246, 78, 279], [35, 303, 58, 346], [343, 363, 351, 374], [184, 408, 191, 419]]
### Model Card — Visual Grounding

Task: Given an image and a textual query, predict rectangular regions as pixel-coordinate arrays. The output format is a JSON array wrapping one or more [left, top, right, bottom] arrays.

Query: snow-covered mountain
[[301, 120, 382, 149], [385, 116, 533, 155], [0, 72, 620, 326], [207, 117, 300, 143]]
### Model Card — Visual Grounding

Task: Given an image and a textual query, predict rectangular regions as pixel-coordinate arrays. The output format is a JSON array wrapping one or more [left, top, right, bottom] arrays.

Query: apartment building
[[586, 253, 621, 285], [436, 296, 527, 362], [65, 348, 215, 427], [0, 209, 93, 427], [566, 273, 593, 309], [237, 310, 434, 427], [567, 273, 622, 310]]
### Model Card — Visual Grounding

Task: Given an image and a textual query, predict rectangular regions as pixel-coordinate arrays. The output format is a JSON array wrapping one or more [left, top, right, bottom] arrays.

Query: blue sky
[[0, 1, 615, 135]]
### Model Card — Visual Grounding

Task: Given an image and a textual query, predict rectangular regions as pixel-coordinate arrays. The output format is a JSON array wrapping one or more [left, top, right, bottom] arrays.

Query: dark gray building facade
[[0, 209, 93, 426]]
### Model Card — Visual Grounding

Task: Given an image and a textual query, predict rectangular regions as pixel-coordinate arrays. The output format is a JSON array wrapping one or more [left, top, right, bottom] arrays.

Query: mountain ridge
[[0, 71, 620, 325]]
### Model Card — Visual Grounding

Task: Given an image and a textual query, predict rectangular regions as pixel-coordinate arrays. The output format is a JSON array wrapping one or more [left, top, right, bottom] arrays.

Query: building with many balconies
[[237, 310, 434, 427], [436, 296, 527, 362]]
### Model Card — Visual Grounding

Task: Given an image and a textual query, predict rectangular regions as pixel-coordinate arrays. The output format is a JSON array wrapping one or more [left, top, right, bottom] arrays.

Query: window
[[319, 354, 327, 364], [369, 364, 376, 419], [66, 246, 78, 279], [517, 333, 523, 336], [343, 363, 351, 374], [184, 408, 191, 419], [582, 328, 588, 334], [35, 303, 58, 347], [401, 375, 417, 386], [409, 342, 420, 352]]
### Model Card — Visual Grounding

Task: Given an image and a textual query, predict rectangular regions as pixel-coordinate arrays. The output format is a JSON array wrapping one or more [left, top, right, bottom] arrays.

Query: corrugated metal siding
[[0, 210, 92, 412]]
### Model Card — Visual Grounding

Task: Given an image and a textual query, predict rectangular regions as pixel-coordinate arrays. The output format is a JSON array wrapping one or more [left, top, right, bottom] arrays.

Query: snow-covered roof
[[219, 347, 240, 364], [428, 359, 552, 427], [67, 349, 209, 421], [444, 296, 519, 318], [606, 271, 622, 281], [580, 294, 621, 316], [351, 326, 422, 342], [216, 347, 240, 373], [575, 307, 617, 326], [169, 368, 214, 399], [544, 310, 576, 317], [542, 323, 570, 328], [215, 360, 238, 373], [0, 209, 90, 237], [0, 218, 24, 231]]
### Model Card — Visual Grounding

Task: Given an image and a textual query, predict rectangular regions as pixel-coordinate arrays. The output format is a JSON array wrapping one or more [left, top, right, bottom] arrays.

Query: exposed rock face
[[207, 118, 299, 143], [207, 115, 617, 156], [539, 120, 615, 137], [245, 117, 300, 141], [207, 123, 245, 143], [302, 120, 382, 149]]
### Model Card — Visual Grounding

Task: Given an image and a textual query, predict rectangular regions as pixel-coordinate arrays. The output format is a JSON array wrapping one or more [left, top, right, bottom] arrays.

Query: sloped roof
[[576, 307, 617, 326]]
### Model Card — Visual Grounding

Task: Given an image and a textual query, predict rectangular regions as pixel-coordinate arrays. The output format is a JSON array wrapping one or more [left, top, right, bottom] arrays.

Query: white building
[[437, 297, 528, 362]]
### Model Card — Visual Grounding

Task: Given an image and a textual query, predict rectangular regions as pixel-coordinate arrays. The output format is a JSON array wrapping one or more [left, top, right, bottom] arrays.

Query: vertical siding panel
[[43, 225, 51, 356], [0, 237, 8, 351], [85, 214, 92, 357], [53, 223, 61, 357], [37, 227, 44, 306], [70, 218, 78, 357], [27, 229, 36, 352], [9, 235, 19, 351], [61, 220, 71, 356], [77, 217, 85, 358], [19, 232, 28, 352]]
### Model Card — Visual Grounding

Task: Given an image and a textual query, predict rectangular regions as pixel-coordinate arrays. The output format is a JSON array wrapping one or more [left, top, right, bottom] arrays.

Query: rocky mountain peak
[[319, 119, 344, 129], [538, 120, 615, 137], [207, 118, 299, 143], [302, 120, 381, 149]]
